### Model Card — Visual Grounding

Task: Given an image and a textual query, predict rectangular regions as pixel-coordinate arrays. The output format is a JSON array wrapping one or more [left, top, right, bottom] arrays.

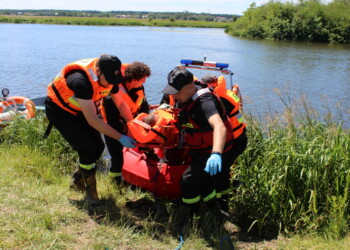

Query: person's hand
[[204, 153, 222, 176], [118, 135, 137, 148]]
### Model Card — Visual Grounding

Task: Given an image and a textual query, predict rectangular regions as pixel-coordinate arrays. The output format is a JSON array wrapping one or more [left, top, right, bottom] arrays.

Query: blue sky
[[0, 0, 276, 15], [0, 0, 333, 15]]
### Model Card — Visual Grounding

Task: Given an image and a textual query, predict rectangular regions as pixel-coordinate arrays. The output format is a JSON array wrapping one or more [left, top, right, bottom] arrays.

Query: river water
[[1, 23, 349, 125]]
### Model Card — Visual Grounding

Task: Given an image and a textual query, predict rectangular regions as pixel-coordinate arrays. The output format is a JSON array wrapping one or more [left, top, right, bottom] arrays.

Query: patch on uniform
[[100, 90, 111, 96], [229, 92, 240, 103]]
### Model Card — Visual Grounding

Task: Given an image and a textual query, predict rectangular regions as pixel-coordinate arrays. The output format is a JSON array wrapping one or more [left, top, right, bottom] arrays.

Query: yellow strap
[[109, 172, 122, 178], [182, 195, 201, 204], [203, 190, 216, 202], [79, 163, 95, 170], [216, 188, 230, 198]]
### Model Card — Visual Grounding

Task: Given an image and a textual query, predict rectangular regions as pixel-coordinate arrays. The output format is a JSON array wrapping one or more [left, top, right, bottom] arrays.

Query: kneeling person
[[163, 68, 236, 229]]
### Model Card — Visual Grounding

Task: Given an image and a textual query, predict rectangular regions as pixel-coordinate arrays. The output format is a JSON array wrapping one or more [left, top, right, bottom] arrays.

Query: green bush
[[228, 0, 350, 43]]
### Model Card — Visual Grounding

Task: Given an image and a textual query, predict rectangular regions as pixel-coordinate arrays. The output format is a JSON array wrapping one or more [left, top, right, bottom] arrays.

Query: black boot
[[173, 202, 200, 234], [205, 199, 229, 225], [218, 194, 230, 215]]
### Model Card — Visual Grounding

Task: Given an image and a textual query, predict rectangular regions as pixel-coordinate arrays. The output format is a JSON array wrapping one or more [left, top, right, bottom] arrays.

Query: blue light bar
[[181, 59, 229, 69]]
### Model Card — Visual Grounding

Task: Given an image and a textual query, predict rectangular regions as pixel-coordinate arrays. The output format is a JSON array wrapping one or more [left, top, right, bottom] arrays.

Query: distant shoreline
[[0, 15, 230, 29]]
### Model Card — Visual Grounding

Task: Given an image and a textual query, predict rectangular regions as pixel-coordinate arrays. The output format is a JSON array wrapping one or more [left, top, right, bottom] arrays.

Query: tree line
[[0, 9, 237, 23], [226, 0, 350, 44]]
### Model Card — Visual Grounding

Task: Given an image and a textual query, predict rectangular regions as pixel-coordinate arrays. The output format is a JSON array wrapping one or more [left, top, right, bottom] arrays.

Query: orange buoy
[[0, 96, 36, 123]]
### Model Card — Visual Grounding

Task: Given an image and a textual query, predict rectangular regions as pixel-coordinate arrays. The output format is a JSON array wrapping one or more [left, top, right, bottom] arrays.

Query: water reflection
[[0, 23, 349, 126]]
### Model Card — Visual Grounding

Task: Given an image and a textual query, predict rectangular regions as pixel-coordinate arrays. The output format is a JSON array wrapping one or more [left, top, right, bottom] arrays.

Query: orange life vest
[[212, 76, 246, 139], [100, 63, 145, 122], [127, 109, 179, 145], [118, 84, 145, 116], [168, 95, 176, 107], [120, 63, 129, 76], [179, 87, 234, 152], [47, 58, 113, 115]]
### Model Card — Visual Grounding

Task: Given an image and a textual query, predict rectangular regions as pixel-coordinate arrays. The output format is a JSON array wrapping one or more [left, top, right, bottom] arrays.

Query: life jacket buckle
[[179, 129, 186, 147]]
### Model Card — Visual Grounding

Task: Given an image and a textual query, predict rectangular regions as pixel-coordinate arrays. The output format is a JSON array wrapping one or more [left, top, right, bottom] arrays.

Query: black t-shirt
[[183, 86, 224, 128], [66, 70, 119, 100]]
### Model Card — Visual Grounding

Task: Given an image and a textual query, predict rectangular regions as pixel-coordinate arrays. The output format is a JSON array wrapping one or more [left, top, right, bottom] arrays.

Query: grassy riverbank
[[0, 15, 229, 28], [0, 95, 349, 248]]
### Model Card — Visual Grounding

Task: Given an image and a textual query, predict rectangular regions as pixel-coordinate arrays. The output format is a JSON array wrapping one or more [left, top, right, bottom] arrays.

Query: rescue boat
[[121, 58, 241, 199], [122, 147, 191, 199]]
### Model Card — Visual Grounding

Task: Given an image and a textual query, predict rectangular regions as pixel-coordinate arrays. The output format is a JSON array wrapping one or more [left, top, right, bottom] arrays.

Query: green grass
[[0, 92, 350, 248], [0, 143, 212, 249], [0, 116, 233, 249], [0, 15, 229, 29]]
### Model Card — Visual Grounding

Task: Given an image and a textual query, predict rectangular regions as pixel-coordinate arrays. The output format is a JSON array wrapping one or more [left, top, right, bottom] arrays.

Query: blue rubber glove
[[118, 135, 137, 148], [204, 153, 222, 176]]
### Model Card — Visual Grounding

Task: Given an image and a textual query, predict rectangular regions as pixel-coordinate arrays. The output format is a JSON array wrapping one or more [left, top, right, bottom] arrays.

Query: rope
[[175, 234, 184, 250]]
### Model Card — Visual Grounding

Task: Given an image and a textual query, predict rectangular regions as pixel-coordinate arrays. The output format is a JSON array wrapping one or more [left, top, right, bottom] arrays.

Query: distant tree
[[228, 0, 350, 43]]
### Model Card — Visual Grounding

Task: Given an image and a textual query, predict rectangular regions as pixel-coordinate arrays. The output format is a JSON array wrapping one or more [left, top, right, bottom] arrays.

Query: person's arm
[[77, 98, 123, 140], [110, 91, 133, 122], [204, 113, 226, 176], [208, 113, 227, 154]]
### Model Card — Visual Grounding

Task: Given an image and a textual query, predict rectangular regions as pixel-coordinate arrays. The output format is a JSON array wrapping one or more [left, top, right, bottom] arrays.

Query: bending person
[[101, 61, 151, 184], [45, 55, 136, 205]]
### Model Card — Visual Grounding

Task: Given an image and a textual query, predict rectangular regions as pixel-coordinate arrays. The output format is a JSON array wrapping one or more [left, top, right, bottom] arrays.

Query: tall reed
[[234, 91, 350, 237]]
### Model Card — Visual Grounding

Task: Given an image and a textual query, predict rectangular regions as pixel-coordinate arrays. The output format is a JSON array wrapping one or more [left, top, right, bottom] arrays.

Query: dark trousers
[[102, 96, 125, 174], [45, 97, 105, 166], [180, 130, 248, 203], [104, 135, 124, 174]]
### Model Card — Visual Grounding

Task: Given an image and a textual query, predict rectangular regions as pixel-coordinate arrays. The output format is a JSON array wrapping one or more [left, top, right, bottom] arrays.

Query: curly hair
[[123, 61, 151, 83]]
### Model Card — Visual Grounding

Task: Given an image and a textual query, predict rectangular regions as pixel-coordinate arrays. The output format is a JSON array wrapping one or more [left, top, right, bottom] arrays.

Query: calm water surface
[[1, 23, 349, 124]]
